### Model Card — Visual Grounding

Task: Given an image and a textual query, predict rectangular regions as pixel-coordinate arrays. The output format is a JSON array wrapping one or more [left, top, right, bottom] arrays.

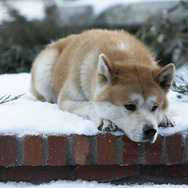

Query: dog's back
[[31, 29, 155, 103]]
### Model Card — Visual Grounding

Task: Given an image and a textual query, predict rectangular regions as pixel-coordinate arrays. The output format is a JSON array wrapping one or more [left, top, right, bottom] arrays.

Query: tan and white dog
[[31, 29, 175, 143]]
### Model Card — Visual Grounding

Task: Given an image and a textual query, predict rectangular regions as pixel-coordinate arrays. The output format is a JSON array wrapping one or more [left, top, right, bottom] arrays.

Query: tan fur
[[31, 29, 175, 143], [53, 30, 157, 96]]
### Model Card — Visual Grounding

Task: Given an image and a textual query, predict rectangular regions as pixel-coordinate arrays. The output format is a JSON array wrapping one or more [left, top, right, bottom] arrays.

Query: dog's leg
[[58, 100, 117, 131], [159, 113, 176, 127]]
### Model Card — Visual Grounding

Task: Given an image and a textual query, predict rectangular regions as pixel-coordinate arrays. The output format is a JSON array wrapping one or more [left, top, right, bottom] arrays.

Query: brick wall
[[0, 133, 188, 183]]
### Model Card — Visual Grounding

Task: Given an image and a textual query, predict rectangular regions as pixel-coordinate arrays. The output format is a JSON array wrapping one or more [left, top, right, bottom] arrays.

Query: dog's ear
[[97, 54, 112, 85], [154, 63, 175, 93]]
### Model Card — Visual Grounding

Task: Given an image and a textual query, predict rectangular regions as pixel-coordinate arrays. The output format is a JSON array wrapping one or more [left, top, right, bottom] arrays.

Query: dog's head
[[94, 54, 175, 143]]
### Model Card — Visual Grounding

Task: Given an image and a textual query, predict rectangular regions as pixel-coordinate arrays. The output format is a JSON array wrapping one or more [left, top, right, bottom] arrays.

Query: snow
[[0, 66, 188, 137], [0, 0, 44, 23], [0, 73, 100, 136], [158, 66, 188, 136], [0, 180, 187, 188]]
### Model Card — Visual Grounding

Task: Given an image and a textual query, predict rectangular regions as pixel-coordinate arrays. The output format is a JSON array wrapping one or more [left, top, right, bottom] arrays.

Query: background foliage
[[136, 1, 188, 96], [0, 2, 83, 73], [0, 1, 187, 86], [136, 1, 188, 68]]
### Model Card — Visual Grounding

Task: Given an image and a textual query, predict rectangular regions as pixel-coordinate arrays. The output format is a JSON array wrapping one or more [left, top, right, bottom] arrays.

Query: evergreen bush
[[136, 1, 188, 68], [0, 2, 84, 74]]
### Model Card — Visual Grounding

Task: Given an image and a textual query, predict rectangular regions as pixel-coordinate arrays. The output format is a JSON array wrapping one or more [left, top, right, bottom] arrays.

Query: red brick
[[74, 165, 136, 181], [48, 135, 66, 165], [145, 135, 163, 164], [3, 166, 68, 182], [166, 133, 185, 164], [24, 135, 43, 165], [0, 135, 17, 167], [140, 165, 188, 179], [122, 135, 139, 164], [72, 135, 90, 165], [97, 134, 115, 165]]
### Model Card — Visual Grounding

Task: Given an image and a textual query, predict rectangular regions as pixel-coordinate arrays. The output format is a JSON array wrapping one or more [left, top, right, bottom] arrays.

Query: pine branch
[[172, 73, 188, 97], [0, 94, 24, 104], [172, 83, 188, 95]]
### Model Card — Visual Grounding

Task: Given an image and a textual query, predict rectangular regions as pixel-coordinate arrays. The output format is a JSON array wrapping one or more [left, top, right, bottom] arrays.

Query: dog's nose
[[143, 126, 157, 139]]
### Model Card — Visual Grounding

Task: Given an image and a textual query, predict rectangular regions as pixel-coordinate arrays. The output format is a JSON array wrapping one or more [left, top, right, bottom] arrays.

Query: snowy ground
[[0, 73, 100, 136], [0, 180, 188, 188], [0, 66, 188, 137]]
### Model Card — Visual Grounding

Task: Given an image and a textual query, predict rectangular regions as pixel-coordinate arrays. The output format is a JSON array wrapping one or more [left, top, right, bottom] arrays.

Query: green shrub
[[136, 1, 188, 97], [136, 1, 188, 68], [0, 2, 82, 74]]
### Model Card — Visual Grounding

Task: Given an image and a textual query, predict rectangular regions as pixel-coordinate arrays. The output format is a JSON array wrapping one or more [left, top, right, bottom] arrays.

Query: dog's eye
[[151, 105, 158, 112], [125, 104, 136, 111]]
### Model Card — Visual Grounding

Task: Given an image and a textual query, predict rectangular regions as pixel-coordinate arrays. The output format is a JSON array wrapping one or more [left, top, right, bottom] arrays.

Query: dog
[[31, 29, 175, 143]]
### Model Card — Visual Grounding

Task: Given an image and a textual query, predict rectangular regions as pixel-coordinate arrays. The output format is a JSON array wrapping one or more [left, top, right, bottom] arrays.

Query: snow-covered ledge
[[0, 73, 188, 183]]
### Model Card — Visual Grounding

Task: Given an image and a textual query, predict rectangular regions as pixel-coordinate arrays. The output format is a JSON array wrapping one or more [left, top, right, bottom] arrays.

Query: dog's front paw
[[96, 118, 118, 132], [159, 114, 176, 128]]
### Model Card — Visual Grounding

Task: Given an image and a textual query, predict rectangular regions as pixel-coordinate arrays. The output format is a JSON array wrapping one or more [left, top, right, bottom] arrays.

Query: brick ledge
[[0, 133, 188, 183]]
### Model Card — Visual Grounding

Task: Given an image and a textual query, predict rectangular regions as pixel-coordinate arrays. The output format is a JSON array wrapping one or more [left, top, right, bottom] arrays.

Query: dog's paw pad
[[159, 114, 176, 128]]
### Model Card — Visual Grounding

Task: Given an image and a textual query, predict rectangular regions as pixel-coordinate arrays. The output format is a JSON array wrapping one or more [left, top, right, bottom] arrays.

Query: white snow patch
[[0, 0, 44, 23], [0, 180, 187, 188], [158, 65, 188, 136], [117, 40, 127, 51], [0, 73, 100, 136]]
